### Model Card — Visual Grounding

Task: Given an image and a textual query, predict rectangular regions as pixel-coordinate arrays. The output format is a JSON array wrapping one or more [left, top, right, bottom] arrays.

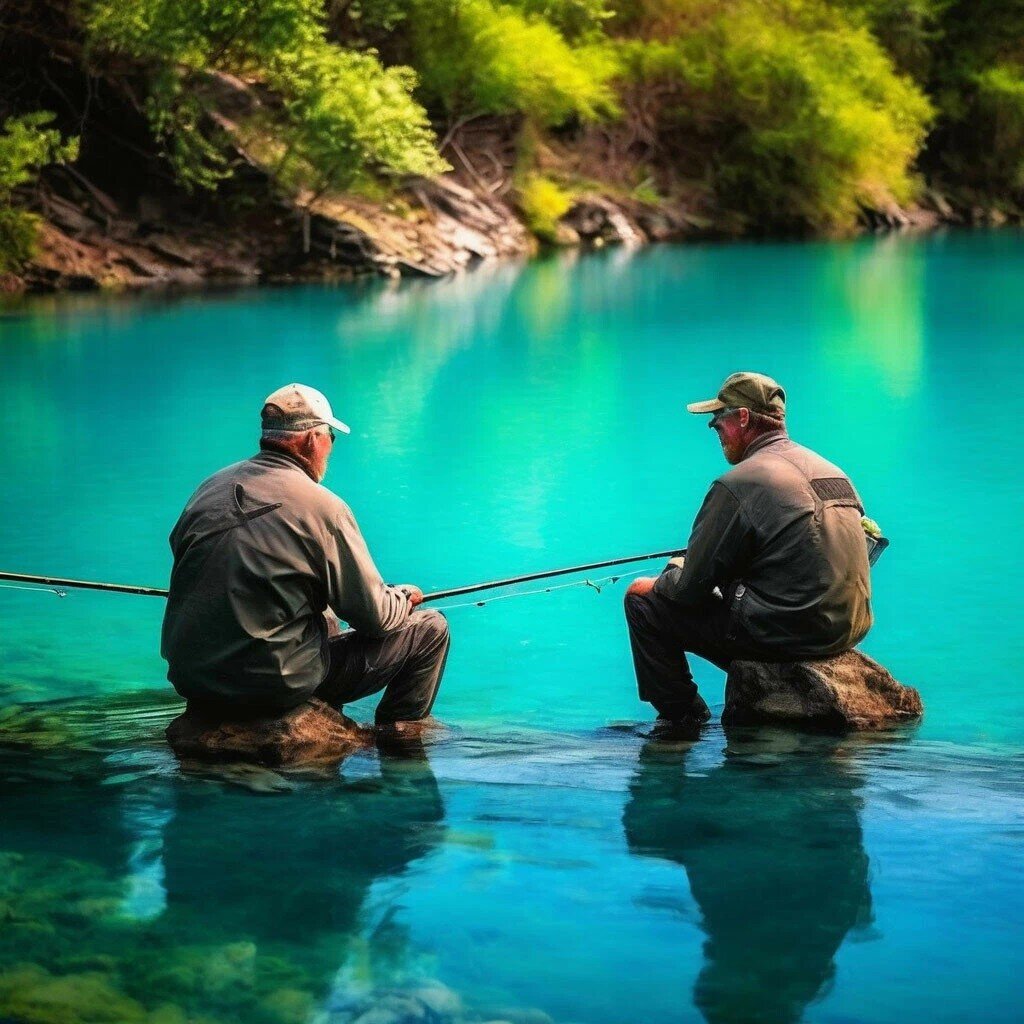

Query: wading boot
[[650, 694, 711, 740]]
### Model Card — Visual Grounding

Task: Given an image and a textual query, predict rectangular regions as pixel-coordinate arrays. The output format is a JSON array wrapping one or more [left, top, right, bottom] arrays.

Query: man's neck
[[741, 429, 788, 461], [257, 445, 319, 482]]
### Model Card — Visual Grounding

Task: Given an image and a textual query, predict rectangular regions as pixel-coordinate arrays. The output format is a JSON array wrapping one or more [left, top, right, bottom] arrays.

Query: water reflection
[[623, 731, 873, 1024], [160, 757, 445, 949], [0, 718, 447, 1023]]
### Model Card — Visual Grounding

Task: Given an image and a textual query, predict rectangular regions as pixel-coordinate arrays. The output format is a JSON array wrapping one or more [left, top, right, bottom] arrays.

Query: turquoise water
[[1, 232, 1022, 1023]]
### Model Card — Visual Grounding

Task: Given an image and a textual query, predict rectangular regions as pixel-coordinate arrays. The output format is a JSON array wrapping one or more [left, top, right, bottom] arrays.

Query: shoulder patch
[[811, 477, 857, 502]]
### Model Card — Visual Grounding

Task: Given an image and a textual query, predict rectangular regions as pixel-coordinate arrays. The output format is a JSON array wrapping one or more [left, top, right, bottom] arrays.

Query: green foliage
[[965, 63, 1024, 191], [408, 0, 619, 124], [834, 0, 948, 79], [84, 0, 445, 193], [518, 174, 574, 240], [145, 71, 232, 191], [270, 43, 444, 193], [15, 0, 1024, 236], [922, 2, 1024, 197], [511, 0, 615, 40], [0, 112, 79, 273], [615, 0, 933, 232], [85, 0, 323, 68]]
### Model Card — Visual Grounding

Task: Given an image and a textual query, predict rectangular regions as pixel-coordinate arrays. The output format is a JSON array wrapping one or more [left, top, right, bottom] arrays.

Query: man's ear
[[301, 430, 318, 455], [738, 408, 751, 428]]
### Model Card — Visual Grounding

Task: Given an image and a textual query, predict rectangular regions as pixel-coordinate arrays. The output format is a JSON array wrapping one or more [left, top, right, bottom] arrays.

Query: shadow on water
[[623, 728, 878, 1024]]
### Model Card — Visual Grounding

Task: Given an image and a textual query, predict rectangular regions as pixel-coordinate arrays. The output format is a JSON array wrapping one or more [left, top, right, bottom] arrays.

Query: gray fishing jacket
[[161, 450, 410, 709], [654, 432, 872, 657]]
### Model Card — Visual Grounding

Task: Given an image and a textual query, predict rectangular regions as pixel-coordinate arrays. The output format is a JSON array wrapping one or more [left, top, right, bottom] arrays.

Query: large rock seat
[[166, 698, 372, 766], [722, 650, 922, 732]]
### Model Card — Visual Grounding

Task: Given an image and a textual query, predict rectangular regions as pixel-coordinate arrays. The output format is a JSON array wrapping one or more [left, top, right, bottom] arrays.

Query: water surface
[[1, 232, 1022, 1023]]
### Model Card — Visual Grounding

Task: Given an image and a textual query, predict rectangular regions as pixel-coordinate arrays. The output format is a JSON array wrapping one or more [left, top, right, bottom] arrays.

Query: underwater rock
[[0, 965, 150, 1024], [479, 1010, 554, 1024], [165, 699, 372, 766], [262, 986, 315, 1024], [347, 992, 430, 1024], [722, 650, 923, 732], [328, 982, 475, 1024], [406, 982, 462, 1018]]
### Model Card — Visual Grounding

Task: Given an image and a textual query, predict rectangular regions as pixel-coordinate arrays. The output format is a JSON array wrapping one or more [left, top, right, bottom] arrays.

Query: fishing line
[[0, 582, 67, 597], [432, 569, 649, 612]]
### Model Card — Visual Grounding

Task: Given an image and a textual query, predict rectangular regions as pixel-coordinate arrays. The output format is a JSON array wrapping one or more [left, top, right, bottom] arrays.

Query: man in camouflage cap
[[623, 371, 872, 726]]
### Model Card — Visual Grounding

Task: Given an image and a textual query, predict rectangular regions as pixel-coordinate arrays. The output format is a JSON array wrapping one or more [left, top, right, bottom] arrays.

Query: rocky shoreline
[[3, 103, 1014, 298], [4, 176, 977, 297]]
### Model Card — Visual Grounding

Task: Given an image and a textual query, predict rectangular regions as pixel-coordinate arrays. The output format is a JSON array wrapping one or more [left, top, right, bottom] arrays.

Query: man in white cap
[[161, 383, 449, 731], [623, 371, 872, 727]]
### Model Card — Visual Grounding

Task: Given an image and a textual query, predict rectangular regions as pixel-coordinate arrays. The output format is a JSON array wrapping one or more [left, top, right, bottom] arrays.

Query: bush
[[511, 0, 615, 40], [968, 63, 1024, 192], [833, 0, 946, 79], [0, 112, 79, 272], [919, 2, 1024, 198], [84, 0, 445, 193], [409, 0, 619, 124], [267, 42, 446, 194], [518, 174, 575, 240], [614, 0, 932, 232]]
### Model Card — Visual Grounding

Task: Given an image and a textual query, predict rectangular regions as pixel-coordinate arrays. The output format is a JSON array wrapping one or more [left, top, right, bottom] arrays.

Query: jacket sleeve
[[322, 501, 411, 638], [653, 481, 754, 607]]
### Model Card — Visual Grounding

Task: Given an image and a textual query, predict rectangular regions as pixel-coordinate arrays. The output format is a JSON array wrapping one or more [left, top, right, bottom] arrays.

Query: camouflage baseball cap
[[686, 371, 786, 417]]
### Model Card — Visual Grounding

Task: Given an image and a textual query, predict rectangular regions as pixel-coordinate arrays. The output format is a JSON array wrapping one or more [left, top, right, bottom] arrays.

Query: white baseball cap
[[261, 383, 351, 434]]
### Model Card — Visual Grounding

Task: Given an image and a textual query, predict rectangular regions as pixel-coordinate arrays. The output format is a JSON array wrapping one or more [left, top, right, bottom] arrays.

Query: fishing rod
[[0, 548, 685, 603], [0, 572, 168, 598], [422, 549, 684, 602]]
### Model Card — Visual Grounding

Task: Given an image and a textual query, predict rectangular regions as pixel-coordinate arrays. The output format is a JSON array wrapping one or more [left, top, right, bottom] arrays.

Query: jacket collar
[[741, 430, 789, 461], [252, 448, 313, 477]]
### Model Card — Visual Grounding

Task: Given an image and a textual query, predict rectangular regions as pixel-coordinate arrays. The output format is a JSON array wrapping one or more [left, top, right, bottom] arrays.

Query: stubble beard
[[720, 437, 743, 464]]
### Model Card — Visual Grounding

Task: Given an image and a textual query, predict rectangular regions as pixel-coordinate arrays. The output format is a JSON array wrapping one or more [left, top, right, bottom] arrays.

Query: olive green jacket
[[161, 450, 410, 709], [654, 432, 872, 657]]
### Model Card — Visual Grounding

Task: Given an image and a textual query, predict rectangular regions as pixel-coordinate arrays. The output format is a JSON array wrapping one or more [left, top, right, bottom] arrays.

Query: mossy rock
[[0, 965, 148, 1024], [166, 698, 371, 766], [723, 649, 923, 732]]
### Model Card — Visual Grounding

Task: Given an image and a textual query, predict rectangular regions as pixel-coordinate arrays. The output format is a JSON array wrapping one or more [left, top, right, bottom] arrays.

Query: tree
[[0, 112, 79, 273]]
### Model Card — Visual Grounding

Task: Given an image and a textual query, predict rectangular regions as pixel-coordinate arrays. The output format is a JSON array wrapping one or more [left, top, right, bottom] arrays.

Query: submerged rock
[[0, 965, 150, 1024], [165, 698, 371, 766], [722, 650, 923, 732]]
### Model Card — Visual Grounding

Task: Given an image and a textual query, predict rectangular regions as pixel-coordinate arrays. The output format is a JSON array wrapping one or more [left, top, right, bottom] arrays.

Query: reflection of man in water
[[623, 734, 872, 1024], [157, 756, 445, 1004]]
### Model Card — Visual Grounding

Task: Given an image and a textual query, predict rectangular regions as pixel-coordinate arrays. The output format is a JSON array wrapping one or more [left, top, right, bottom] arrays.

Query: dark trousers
[[624, 590, 755, 717], [316, 609, 450, 724]]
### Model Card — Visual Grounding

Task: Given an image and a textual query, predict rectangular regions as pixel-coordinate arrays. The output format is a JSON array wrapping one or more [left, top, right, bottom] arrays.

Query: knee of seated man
[[414, 607, 449, 641], [623, 589, 651, 619]]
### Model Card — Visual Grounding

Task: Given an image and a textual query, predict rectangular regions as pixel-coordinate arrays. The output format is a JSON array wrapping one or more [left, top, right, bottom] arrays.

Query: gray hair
[[261, 424, 330, 442], [259, 425, 331, 453]]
